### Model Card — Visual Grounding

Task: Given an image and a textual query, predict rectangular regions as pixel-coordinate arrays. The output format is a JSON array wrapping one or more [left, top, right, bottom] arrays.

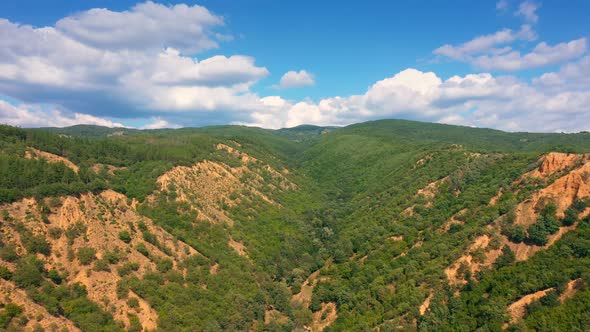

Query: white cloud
[[277, 70, 315, 89], [515, 1, 540, 23], [534, 55, 590, 90], [0, 1, 588, 134], [242, 67, 590, 133], [0, 100, 124, 128], [473, 38, 587, 71], [434, 25, 536, 61], [0, 8, 269, 119], [55, 1, 224, 53]]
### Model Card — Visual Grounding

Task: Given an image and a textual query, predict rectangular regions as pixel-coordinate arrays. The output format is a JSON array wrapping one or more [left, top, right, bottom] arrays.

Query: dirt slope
[[24, 147, 79, 173], [154, 143, 295, 226], [0, 190, 202, 330]]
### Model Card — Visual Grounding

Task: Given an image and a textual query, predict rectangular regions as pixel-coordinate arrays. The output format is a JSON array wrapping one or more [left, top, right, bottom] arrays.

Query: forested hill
[[1, 119, 590, 331]]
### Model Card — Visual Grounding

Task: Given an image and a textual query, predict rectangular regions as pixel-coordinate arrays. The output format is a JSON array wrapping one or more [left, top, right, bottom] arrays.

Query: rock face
[[505, 159, 590, 261], [447, 152, 590, 287], [524, 152, 588, 179]]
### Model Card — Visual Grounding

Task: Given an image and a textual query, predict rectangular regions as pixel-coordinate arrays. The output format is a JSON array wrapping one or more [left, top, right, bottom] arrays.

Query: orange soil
[[155, 144, 295, 226], [506, 288, 553, 325], [25, 147, 79, 173], [311, 302, 337, 332], [0, 190, 202, 330], [0, 279, 80, 331], [419, 291, 434, 316]]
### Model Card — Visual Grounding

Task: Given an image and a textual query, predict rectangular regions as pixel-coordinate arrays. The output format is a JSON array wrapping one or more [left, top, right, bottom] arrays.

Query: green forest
[[1, 119, 590, 331]]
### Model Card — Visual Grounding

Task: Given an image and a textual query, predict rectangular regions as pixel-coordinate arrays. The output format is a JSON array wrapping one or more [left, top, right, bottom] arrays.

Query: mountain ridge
[[1, 119, 589, 331]]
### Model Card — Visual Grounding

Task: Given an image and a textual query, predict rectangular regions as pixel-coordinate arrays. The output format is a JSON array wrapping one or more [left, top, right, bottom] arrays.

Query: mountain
[[1, 119, 590, 331], [37, 125, 140, 138]]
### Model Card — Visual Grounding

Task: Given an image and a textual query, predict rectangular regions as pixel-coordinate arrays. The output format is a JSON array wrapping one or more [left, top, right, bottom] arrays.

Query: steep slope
[[2, 120, 590, 331], [0, 190, 203, 330]]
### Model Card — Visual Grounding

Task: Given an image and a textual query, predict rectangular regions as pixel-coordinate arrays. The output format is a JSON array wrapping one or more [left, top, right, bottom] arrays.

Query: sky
[[0, 1, 588, 132]]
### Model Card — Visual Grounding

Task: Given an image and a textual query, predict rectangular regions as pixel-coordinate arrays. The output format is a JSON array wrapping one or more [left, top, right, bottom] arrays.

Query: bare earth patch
[[292, 270, 320, 309], [505, 288, 553, 326], [311, 302, 337, 332], [419, 290, 434, 316], [0, 190, 203, 330], [0, 279, 80, 331], [154, 143, 296, 226], [25, 147, 79, 173], [228, 237, 248, 257]]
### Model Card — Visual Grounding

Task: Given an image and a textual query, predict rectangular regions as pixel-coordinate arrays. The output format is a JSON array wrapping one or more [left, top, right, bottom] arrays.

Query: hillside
[[1, 119, 590, 331]]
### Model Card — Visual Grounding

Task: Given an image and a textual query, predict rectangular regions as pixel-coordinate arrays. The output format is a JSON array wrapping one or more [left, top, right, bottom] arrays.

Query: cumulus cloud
[[55, 1, 224, 53], [534, 55, 590, 91], [473, 38, 587, 71], [242, 67, 590, 133], [434, 25, 536, 61], [0, 1, 588, 134], [0, 5, 269, 120], [276, 70, 315, 89], [0, 100, 124, 128], [515, 1, 540, 23]]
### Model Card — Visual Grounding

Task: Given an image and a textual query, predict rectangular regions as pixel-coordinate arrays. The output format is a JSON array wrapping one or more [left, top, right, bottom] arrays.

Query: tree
[[527, 223, 548, 246], [13, 256, 44, 287], [494, 246, 515, 268]]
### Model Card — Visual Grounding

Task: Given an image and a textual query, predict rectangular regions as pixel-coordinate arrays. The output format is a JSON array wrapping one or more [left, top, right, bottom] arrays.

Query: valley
[[1, 120, 590, 331]]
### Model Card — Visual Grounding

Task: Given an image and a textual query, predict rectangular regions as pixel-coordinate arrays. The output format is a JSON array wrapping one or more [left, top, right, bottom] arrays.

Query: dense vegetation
[[1, 119, 590, 331]]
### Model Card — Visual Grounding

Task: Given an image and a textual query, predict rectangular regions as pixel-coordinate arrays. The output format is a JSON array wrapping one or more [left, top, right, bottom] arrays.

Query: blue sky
[[0, 1, 588, 131]]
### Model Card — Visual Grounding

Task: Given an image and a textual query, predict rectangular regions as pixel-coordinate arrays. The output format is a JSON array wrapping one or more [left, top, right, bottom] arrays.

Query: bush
[[12, 256, 44, 287], [24, 235, 51, 256], [103, 249, 123, 264], [118, 231, 132, 244], [0, 302, 22, 328], [47, 269, 62, 284], [127, 297, 140, 309], [527, 223, 549, 246], [93, 259, 110, 272], [77, 247, 96, 265], [0, 244, 19, 262], [507, 225, 526, 243], [135, 243, 149, 257], [157, 258, 173, 273], [48, 227, 63, 239], [117, 262, 140, 277], [0, 266, 12, 280], [494, 246, 516, 268]]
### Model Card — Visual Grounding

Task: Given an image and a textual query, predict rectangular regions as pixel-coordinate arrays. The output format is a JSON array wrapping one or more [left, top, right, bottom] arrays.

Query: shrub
[[157, 258, 173, 273], [118, 231, 132, 244], [0, 244, 19, 262], [527, 223, 549, 246], [47, 269, 62, 284], [117, 262, 140, 277], [24, 235, 51, 256], [0, 266, 12, 280], [12, 256, 44, 287], [508, 225, 526, 243], [135, 243, 150, 257], [127, 297, 139, 309], [77, 247, 96, 265]]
